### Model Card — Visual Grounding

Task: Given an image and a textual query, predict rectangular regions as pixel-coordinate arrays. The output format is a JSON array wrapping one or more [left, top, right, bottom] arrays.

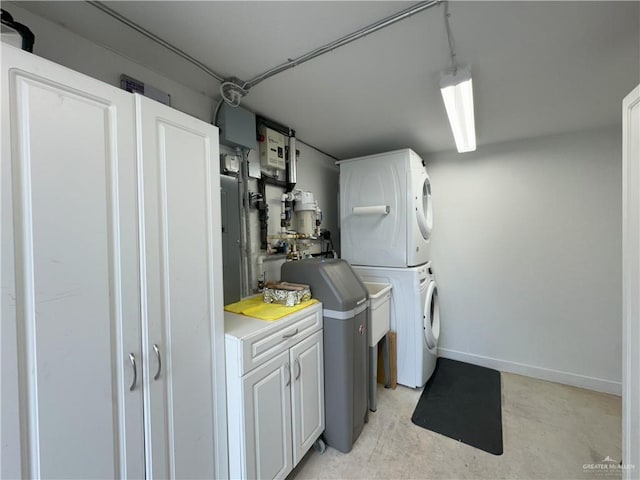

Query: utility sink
[[364, 282, 392, 347]]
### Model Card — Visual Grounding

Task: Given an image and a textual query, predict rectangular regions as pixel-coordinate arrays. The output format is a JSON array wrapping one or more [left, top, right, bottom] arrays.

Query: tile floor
[[291, 372, 622, 479]]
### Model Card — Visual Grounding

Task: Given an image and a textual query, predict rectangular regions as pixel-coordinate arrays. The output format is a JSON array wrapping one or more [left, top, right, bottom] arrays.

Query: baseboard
[[438, 348, 622, 396]]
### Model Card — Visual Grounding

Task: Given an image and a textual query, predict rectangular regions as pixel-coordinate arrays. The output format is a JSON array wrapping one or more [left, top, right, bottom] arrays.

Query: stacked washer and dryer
[[338, 149, 441, 388]]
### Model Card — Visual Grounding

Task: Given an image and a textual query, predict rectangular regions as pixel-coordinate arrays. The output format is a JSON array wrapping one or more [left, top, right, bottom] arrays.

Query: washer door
[[423, 279, 440, 350], [416, 174, 433, 241]]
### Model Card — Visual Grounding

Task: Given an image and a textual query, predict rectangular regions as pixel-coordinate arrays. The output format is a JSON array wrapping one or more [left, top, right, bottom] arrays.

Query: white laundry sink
[[364, 282, 392, 347]]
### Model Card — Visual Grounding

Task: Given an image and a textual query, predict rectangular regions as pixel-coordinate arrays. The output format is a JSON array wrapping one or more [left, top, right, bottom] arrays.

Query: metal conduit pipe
[[88, 0, 441, 95], [242, 0, 441, 89], [88, 1, 226, 82], [238, 148, 252, 296]]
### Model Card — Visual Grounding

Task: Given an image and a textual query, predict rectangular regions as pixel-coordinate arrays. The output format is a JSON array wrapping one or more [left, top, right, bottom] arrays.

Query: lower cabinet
[[226, 303, 325, 480], [290, 331, 325, 465], [242, 351, 293, 479]]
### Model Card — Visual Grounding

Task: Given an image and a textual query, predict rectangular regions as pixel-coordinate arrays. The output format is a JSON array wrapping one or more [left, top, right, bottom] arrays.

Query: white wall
[[5, 4, 340, 295], [294, 141, 340, 253], [426, 126, 622, 394]]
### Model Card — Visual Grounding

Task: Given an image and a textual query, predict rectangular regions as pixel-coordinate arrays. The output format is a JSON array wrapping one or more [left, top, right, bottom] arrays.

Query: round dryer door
[[416, 175, 433, 241], [423, 279, 440, 350]]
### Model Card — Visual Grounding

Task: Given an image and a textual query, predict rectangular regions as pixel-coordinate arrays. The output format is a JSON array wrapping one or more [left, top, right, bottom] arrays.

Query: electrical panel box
[[218, 103, 258, 150], [259, 126, 286, 171], [221, 154, 240, 174], [220, 175, 242, 305]]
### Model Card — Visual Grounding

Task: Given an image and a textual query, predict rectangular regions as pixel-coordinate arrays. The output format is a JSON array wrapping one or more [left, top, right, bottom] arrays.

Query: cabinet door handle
[[285, 362, 291, 386], [128, 353, 137, 391], [153, 344, 162, 381], [294, 359, 301, 381], [282, 328, 298, 339]]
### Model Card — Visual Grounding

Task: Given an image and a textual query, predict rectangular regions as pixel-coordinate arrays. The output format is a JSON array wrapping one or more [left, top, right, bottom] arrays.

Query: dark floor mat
[[411, 358, 503, 455]]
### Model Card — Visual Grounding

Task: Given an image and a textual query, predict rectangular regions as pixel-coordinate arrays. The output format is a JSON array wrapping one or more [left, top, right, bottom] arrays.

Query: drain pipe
[[287, 134, 297, 191]]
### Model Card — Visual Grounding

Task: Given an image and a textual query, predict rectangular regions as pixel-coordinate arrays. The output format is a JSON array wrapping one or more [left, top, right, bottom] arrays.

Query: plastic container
[[281, 258, 368, 454]]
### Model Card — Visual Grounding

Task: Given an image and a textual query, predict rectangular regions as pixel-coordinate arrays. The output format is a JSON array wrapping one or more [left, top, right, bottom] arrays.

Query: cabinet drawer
[[234, 305, 322, 376]]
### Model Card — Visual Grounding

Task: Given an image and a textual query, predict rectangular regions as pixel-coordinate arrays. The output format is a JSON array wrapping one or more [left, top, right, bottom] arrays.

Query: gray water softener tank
[[281, 258, 368, 453]]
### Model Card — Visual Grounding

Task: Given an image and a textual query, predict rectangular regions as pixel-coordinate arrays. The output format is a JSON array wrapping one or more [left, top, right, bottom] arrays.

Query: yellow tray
[[224, 295, 319, 321]]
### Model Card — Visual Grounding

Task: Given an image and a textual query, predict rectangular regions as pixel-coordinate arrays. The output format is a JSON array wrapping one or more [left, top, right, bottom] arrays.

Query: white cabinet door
[[0, 45, 144, 479], [290, 330, 325, 465], [136, 95, 227, 479], [242, 351, 293, 480]]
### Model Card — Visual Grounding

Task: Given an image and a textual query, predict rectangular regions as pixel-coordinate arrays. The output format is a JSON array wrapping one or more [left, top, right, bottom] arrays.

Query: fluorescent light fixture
[[440, 67, 476, 153]]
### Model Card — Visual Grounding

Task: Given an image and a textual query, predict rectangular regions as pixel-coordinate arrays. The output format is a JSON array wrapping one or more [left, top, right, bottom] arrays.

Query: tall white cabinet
[[1, 45, 227, 479]]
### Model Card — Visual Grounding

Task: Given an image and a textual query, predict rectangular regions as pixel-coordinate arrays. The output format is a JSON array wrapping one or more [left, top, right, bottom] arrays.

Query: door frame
[[622, 83, 640, 478]]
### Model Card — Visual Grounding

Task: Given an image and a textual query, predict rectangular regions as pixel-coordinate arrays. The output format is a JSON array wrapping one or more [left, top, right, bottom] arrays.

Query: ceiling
[[12, 1, 640, 159]]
